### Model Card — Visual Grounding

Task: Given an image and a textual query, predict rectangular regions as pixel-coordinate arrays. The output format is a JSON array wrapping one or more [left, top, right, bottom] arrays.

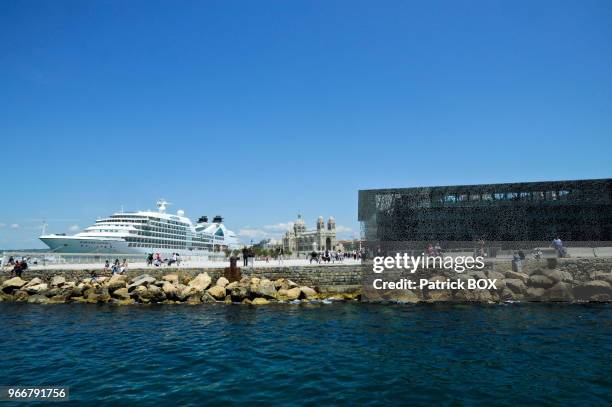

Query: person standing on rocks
[[512, 252, 523, 273], [553, 237, 566, 258], [12, 260, 25, 278], [112, 259, 120, 274], [120, 259, 128, 274]]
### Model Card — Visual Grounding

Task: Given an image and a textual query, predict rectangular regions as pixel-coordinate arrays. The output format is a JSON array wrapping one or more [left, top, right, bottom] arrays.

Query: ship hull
[[39, 236, 209, 256]]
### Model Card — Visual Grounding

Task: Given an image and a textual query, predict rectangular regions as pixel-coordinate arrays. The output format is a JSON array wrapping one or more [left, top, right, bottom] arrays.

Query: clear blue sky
[[1, 0, 611, 249]]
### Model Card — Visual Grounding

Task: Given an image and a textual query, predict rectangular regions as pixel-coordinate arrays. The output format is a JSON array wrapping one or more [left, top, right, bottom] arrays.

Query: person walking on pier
[[277, 247, 284, 265], [242, 247, 248, 267]]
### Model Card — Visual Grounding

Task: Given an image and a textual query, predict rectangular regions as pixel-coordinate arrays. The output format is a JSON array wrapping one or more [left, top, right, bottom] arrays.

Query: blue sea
[[0, 303, 610, 406]]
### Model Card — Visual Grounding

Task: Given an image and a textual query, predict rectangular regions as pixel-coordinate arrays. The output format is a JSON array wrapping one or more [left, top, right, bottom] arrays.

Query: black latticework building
[[358, 179, 612, 247]]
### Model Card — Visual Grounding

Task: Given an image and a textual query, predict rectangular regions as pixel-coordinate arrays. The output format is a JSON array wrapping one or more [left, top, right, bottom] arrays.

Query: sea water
[[0, 303, 610, 406]]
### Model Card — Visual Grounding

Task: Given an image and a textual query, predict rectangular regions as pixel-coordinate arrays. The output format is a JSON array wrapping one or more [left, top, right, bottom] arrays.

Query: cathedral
[[282, 214, 337, 256]]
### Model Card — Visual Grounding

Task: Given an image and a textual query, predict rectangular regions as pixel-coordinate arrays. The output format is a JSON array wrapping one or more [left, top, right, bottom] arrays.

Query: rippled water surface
[[0, 303, 610, 406]]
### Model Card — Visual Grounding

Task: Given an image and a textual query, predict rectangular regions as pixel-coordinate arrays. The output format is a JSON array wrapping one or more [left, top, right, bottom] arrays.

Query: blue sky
[[1, 0, 611, 249]]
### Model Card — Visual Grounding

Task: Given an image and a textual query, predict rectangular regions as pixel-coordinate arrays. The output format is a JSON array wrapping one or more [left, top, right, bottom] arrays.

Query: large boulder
[[276, 278, 299, 291], [84, 287, 111, 303], [425, 276, 453, 302], [162, 274, 179, 284], [12, 290, 29, 301], [130, 286, 148, 302], [23, 278, 43, 288], [27, 294, 50, 304], [528, 275, 554, 289], [251, 298, 269, 305], [162, 282, 178, 299], [201, 292, 217, 303], [48, 294, 70, 303], [278, 287, 301, 301], [468, 270, 487, 280], [50, 275, 67, 287], [542, 282, 574, 302], [299, 286, 318, 299], [70, 285, 85, 298], [1, 277, 27, 292], [499, 288, 523, 302], [573, 281, 612, 301], [463, 289, 494, 303], [504, 271, 529, 283], [188, 273, 212, 292], [381, 289, 420, 303], [526, 287, 546, 301], [536, 269, 573, 284], [486, 270, 505, 281], [593, 273, 612, 285], [127, 275, 156, 291], [142, 285, 166, 303], [207, 285, 226, 300], [107, 274, 127, 292], [112, 287, 130, 300], [251, 279, 277, 299], [216, 277, 229, 288], [185, 292, 202, 304], [284, 280, 299, 290], [506, 279, 527, 294], [178, 285, 197, 302], [230, 284, 250, 302], [24, 283, 48, 295], [45, 287, 70, 298], [112, 298, 135, 305]]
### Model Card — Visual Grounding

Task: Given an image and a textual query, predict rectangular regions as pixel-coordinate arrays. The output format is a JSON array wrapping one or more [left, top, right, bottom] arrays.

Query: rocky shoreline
[[1, 258, 611, 304], [0, 272, 356, 305]]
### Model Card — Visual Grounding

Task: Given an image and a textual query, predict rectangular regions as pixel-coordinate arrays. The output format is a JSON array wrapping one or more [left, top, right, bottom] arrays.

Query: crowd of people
[[145, 252, 182, 267], [309, 249, 362, 264], [103, 258, 129, 274], [5, 256, 28, 277], [426, 243, 444, 257]]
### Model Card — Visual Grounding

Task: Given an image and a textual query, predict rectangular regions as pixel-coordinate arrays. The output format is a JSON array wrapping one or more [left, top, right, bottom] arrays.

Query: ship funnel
[[156, 199, 172, 213], [197, 216, 209, 224], [213, 215, 223, 223]]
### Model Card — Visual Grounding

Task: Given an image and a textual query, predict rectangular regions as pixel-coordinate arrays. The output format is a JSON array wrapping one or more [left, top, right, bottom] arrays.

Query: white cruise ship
[[39, 200, 239, 255]]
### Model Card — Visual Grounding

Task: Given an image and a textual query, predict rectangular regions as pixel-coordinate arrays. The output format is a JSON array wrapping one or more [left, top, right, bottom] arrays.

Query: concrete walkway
[[23, 258, 363, 271]]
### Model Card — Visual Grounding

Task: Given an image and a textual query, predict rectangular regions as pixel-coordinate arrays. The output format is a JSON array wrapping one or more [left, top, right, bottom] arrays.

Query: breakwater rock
[[1, 258, 610, 304], [0, 272, 352, 305], [364, 258, 612, 303]]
